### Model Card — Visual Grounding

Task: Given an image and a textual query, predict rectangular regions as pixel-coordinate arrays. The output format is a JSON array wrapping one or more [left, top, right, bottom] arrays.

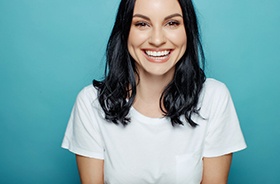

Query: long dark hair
[[93, 0, 206, 127]]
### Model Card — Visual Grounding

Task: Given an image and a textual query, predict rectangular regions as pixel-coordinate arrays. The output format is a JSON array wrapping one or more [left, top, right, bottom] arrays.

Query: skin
[[76, 0, 233, 183], [76, 155, 104, 184], [201, 154, 232, 184], [128, 0, 187, 117]]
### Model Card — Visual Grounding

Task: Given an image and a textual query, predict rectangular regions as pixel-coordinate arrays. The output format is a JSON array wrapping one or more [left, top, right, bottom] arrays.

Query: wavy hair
[[93, 0, 206, 127]]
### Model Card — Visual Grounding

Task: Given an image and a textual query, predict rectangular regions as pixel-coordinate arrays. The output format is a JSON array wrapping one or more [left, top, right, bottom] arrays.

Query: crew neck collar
[[130, 106, 169, 124]]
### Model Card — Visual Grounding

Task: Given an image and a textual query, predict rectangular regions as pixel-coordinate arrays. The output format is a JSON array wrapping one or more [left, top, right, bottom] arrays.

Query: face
[[127, 0, 187, 78]]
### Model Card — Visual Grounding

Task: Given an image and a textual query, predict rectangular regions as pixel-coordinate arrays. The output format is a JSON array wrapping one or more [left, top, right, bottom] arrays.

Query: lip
[[142, 49, 173, 63]]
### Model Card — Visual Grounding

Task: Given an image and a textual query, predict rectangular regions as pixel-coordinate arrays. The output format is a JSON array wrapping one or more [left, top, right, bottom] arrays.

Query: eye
[[166, 20, 180, 28], [134, 21, 150, 29]]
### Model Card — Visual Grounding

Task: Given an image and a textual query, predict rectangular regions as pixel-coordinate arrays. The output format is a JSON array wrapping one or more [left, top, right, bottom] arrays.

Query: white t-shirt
[[62, 78, 246, 184]]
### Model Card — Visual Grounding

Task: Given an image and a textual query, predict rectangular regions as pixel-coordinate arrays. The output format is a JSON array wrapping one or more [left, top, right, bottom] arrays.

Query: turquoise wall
[[1, 0, 279, 183]]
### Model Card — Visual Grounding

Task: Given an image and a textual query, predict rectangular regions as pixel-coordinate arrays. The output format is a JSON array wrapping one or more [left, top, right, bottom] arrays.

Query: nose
[[148, 27, 166, 47]]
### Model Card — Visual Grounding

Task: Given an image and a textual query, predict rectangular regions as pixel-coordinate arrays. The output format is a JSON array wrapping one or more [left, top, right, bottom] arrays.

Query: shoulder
[[198, 78, 232, 115], [203, 78, 228, 92], [202, 78, 230, 99], [78, 84, 98, 96], [76, 84, 99, 107]]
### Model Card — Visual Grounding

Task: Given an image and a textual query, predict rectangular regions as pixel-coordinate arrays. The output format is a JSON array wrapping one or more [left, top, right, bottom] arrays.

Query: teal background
[[0, 0, 279, 183]]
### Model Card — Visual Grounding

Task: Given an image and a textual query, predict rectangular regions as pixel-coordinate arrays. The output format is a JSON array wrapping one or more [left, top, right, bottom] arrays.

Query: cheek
[[127, 34, 136, 56], [169, 30, 187, 47], [128, 29, 149, 48], [128, 31, 149, 61], [127, 33, 142, 60]]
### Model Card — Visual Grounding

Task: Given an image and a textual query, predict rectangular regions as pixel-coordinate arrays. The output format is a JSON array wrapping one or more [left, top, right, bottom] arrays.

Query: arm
[[201, 153, 232, 184], [76, 155, 104, 184]]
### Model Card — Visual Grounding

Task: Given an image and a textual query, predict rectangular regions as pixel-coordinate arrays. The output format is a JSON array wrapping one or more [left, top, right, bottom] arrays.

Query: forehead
[[133, 0, 182, 15]]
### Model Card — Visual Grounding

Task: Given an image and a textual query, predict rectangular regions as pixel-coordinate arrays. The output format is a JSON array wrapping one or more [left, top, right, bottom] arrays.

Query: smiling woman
[[127, 0, 188, 119], [128, 0, 187, 80], [61, 0, 247, 183]]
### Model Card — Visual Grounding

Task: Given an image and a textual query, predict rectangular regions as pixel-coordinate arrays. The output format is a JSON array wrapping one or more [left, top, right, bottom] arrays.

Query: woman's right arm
[[76, 155, 104, 184]]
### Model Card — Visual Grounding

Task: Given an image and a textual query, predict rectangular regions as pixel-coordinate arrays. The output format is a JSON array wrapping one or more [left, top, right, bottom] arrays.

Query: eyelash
[[134, 20, 181, 29], [134, 21, 150, 28], [166, 20, 180, 27]]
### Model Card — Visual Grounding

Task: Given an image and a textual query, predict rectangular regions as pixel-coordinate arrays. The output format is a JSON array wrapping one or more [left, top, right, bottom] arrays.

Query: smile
[[143, 50, 172, 63], [145, 50, 171, 57]]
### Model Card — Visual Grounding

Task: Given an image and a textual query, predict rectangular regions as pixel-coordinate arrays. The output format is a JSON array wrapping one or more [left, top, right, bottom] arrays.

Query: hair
[[93, 0, 206, 127]]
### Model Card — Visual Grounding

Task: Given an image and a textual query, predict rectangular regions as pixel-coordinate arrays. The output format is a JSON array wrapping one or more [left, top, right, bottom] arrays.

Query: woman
[[62, 0, 247, 183]]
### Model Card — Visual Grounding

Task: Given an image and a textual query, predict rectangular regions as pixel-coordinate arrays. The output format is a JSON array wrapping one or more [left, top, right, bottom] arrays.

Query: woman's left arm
[[201, 153, 232, 184]]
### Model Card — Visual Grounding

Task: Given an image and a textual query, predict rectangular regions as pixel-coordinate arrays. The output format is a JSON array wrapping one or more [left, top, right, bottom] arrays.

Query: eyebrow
[[132, 13, 183, 21]]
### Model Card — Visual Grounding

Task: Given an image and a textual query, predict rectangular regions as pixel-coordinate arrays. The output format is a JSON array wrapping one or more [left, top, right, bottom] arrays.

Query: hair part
[[93, 0, 205, 127]]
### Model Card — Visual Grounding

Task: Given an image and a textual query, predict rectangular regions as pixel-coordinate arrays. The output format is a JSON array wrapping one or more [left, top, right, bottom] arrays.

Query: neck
[[132, 71, 174, 118]]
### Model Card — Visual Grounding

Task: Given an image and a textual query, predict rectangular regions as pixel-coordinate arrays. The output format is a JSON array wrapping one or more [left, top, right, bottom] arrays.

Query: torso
[[63, 78, 247, 184], [100, 107, 205, 184]]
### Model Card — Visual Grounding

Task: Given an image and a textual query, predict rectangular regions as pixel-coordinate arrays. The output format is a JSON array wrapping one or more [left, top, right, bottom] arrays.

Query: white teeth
[[145, 50, 170, 57]]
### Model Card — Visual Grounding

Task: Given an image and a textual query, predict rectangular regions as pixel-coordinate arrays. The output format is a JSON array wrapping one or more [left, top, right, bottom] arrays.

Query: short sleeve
[[202, 82, 247, 157], [61, 86, 104, 159]]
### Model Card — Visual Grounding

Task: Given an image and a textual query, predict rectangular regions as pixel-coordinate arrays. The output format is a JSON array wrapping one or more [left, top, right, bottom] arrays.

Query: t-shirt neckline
[[130, 106, 168, 124]]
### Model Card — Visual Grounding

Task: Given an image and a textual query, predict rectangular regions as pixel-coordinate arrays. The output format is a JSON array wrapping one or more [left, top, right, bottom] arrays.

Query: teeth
[[145, 50, 170, 57]]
